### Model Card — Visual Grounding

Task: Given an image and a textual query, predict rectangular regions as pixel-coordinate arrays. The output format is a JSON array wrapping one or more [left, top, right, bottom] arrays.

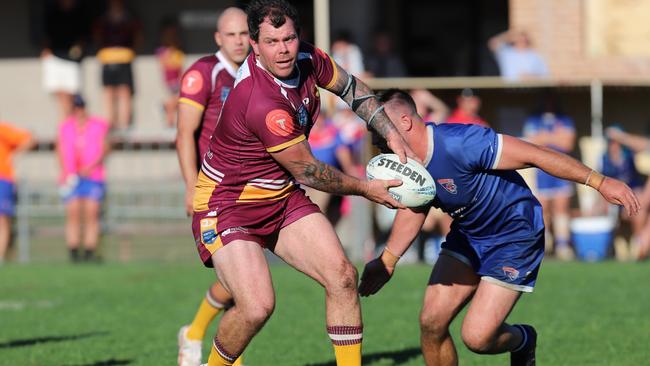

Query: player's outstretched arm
[[272, 140, 406, 209], [498, 135, 640, 216], [176, 103, 203, 216], [325, 63, 416, 163], [359, 208, 427, 296]]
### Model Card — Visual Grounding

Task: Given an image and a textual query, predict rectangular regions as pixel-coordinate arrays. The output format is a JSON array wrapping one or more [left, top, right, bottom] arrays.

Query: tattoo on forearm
[[290, 160, 362, 195], [330, 65, 398, 139]]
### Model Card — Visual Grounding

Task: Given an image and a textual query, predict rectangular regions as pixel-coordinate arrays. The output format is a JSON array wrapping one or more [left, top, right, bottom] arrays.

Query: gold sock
[[328, 325, 362, 366], [333, 343, 362, 366], [208, 339, 239, 366], [207, 345, 233, 366], [187, 296, 223, 340]]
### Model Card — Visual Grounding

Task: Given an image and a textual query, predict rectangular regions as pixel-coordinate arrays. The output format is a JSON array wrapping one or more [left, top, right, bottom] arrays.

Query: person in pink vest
[[57, 95, 110, 262]]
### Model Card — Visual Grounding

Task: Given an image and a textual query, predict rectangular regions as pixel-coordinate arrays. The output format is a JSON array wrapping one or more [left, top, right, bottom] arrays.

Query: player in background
[[359, 89, 639, 366], [523, 94, 576, 260], [193, 1, 415, 365], [0, 122, 35, 264], [175, 7, 249, 366]]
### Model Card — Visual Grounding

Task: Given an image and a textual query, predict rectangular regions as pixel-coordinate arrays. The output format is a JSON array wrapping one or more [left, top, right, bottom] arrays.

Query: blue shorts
[[535, 169, 573, 199], [0, 179, 16, 216], [62, 178, 106, 203], [440, 229, 545, 292]]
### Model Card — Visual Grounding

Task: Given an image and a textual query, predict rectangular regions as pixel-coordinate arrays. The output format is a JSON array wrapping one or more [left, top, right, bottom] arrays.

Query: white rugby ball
[[366, 153, 436, 207]]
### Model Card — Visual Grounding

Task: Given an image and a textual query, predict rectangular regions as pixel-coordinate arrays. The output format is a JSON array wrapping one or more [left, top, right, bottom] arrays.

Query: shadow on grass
[[0, 331, 108, 349], [304, 347, 421, 366], [63, 359, 133, 366]]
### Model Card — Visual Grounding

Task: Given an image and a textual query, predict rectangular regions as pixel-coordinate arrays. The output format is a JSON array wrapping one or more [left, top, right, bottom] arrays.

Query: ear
[[250, 38, 259, 56], [215, 32, 222, 47], [400, 113, 413, 131]]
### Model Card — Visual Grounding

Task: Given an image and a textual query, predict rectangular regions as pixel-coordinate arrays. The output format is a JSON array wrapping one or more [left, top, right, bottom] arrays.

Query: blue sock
[[512, 324, 529, 353]]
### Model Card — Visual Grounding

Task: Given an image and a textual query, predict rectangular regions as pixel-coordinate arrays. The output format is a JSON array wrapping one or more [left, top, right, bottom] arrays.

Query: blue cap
[[72, 94, 86, 108]]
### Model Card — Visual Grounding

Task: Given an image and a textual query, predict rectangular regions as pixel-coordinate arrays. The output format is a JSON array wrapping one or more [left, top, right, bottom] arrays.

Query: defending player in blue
[[359, 89, 640, 366]]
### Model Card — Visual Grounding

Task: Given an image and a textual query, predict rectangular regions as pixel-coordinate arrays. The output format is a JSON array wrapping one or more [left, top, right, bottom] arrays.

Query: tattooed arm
[[324, 63, 417, 163], [271, 140, 405, 209]]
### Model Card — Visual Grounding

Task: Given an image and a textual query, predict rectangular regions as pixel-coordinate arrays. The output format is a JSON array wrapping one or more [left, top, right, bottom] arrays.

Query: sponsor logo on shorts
[[182, 70, 203, 95], [502, 266, 520, 281], [265, 109, 295, 137], [437, 179, 457, 194], [202, 229, 217, 244], [206, 210, 217, 217], [201, 218, 216, 227], [221, 226, 249, 237]]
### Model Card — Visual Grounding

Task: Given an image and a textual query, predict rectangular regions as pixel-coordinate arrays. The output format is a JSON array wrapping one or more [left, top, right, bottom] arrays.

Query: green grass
[[1, 260, 649, 365]]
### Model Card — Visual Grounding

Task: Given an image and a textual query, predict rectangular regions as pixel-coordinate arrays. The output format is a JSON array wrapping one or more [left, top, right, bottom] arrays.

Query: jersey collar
[[215, 51, 238, 78], [254, 58, 301, 88], [424, 123, 435, 166]]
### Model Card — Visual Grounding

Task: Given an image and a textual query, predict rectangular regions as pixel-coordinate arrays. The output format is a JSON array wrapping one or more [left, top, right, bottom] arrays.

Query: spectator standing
[[57, 95, 110, 262], [410, 89, 449, 124], [0, 123, 34, 264], [41, 0, 89, 120], [94, 0, 142, 132], [488, 29, 549, 81], [599, 126, 646, 260], [365, 29, 407, 77], [156, 17, 185, 128], [523, 94, 576, 260], [446, 88, 489, 127]]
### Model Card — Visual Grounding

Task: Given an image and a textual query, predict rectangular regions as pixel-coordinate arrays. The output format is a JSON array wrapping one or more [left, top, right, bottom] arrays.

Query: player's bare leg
[[208, 240, 275, 365], [461, 281, 536, 365], [551, 195, 573, 260], [65, 198, 82, 262], [0, 215, 11, 262], [420, 255, 478, 366], [82, 198, 101, 261], [116, 85, 132, 130], [274, 212, 362, 366], [54, 91, 73, 120], [461, 281, 522, 353], [103, 87, 117, 128]]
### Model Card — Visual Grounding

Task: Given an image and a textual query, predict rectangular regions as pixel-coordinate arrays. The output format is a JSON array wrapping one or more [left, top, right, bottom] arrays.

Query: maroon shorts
[[192, 189, 320, 267]]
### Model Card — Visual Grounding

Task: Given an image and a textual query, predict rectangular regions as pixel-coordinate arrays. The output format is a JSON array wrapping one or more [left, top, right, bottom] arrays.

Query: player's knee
[[419, 310, 450, 340], [460, 328, 494, 354], [241, 299, 275, 326], [325, 259, 357, 293]]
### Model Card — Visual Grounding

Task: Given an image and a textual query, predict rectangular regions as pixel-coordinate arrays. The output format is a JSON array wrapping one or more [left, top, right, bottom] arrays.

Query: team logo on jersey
[[502, 266, 520, 281], [265, 109, 295, 137], [220, 86, 231, 102], [181, 70, 203, 95], [297, 105, 309, 127], [437, 179, 457, 194]]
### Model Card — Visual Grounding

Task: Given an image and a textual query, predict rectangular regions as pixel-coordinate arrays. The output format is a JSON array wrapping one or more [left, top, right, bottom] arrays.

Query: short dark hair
[[379, 88, 417, 114], [246, 0, 300, 42]]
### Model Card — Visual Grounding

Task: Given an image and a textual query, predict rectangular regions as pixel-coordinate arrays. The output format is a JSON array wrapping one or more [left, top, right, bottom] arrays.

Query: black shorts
[[102, 63, 134, 91]]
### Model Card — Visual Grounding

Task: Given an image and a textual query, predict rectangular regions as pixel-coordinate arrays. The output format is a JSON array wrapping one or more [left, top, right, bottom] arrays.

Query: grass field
[[1, 260, 649, 366]]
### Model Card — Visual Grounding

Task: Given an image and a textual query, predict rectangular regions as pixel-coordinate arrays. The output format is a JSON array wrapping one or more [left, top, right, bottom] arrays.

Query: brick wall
[[510, 0, 650, 80]]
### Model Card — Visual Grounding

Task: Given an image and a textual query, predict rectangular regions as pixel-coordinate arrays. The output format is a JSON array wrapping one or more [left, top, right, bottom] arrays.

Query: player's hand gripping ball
[[366, 153, 436, 207]]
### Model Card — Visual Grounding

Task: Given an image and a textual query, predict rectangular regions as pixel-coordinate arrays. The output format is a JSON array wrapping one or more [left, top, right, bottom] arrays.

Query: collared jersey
[[424, 122, 544, 244], [179, 51, 238, 162], [198, 42, 337, 207]]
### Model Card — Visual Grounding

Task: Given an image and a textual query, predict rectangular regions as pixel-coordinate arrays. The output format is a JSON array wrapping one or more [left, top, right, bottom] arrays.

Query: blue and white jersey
[[523, 113, 575, 153], [423, 123, 544, 244]]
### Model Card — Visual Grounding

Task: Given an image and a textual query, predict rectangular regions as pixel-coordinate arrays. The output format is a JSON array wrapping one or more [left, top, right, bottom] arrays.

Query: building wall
[[510, 0, 650, 80]]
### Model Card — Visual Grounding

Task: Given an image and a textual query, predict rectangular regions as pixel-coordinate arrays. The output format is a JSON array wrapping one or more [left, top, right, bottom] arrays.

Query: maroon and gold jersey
[[194, 42, 337, 211], [179, 51, 238, 162]]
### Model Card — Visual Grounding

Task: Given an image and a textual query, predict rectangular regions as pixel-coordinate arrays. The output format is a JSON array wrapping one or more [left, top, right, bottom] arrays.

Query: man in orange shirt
[[0, 122, 35, 264]]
